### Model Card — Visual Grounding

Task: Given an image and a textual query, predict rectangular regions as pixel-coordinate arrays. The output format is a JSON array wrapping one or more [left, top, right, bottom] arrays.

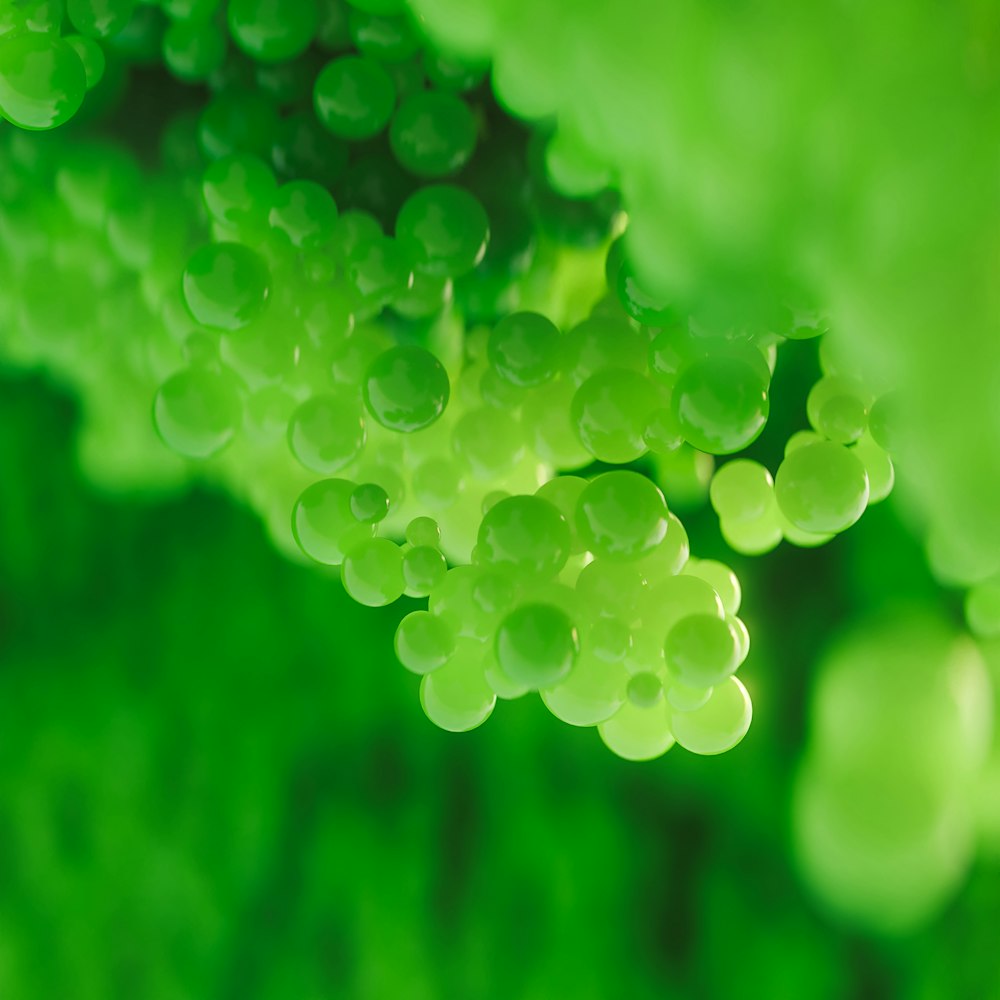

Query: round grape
[[671, 676, 752, 755], [665, 613, 741, 689], [576, 471, 668, 562], [495, 602, 579, 689], [571, 368, 660, 464], [228, 0, 317, 62], [419, 642, 496, 732], [268, 180, 338, 250], [314, 55, 395, 140], [395, 610, 454, 674], [342, 537, 405, 606], [0, 33, 87, 131], [182, 243, 270, 332], [292, 479, 375, 565], [488, 311, 561, 387], [153, 367, 241, 460], [403, 545, 448, 597], [389, 90, 477, 177], [288, 395, 366, 474], [598, 699, 675, 761], [363, 345, 449, 433], [775, 441, 870, 534], [395, 184, 489, 277], [477, 495, 570, 579]]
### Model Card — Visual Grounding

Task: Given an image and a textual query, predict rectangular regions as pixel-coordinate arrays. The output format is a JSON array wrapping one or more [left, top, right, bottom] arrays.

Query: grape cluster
[[0, 0, 924, 763]]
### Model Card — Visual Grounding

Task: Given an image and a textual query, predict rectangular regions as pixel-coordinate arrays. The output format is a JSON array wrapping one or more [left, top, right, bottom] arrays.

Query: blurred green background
[[3, 353, 999, 999]]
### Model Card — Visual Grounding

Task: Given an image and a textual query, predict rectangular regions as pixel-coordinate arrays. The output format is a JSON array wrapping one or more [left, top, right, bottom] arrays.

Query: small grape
[[342, 537, 405, 606], [268, 180, 338, 250], [406, 515, 440, 548], [670, 676, 752, 755], [709, 459, 773, 523], [288, 394, 366, 474], [0, 33, 87, 131], [684, 560, 741, 616], [395, 184, 489, 277], [403, 544, 448, 597], [395, 610, 454, 674], [228, 0, 317, 62], [389, 90, 477, 178], [477, 495, 570, 579], [627, 671, 663, 709], [363, 344, 450, 433], [664, 613, 741, 688], [775, 441, 870, 535], [598, 699, 675, 761], [182, 243, 270, 332], [495, 602, 579, 689], [488, 311, 561, 387], [576, 471, 668, 562], [153, 367, 241, 459], [314, 55, 396, 140], [350, 482, 389, 523], [420, 639, 496, 732]]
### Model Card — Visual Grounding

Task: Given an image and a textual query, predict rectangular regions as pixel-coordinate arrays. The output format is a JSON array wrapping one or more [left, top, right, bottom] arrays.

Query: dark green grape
[[0, 33, 87, 131], [363, 344, 449, 431], [488, 311, 560, 387], [495, 602, 579, 689], [395, 184, 489, 277], [314, 55, 395, 140], [182, 242, 270, 331], [389, 90, 477, 178], [228, 0, 317, 62]]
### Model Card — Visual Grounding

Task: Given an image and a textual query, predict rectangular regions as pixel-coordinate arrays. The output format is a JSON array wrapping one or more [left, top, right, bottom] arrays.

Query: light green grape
[[684, 559, 741, 616], [640, 575, 724, 639], [268, 180, 338, 250], [709, 459, 774, 523], [350, 482, 390, 523], [664, 613, 742, 688], [477, 495, 570, 579], [671, 676, 753, 755], [633, 512, 689, 583], [598, 698, 675, 762], [627, 671, 663, 709], [394, 610, 454, 674], [288, 394, 366, 474], [488, 311, 561, 387], [153, 366, 242, 459], [342, 537, 405, 606], [183, 243, 271, 332], [419, 637, 496, 732], [406, 515, 441, 548], [575, 471, 668, 562], [775, 441, 870, 535], [571, 368, 660, 464], [403, 544, 448, 597], [851, 432, 894, 504], [291, 478, 376, 565], [495, 602, 579, 689]]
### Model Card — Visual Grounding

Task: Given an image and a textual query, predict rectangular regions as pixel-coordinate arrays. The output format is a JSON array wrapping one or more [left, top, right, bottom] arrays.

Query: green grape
[[342, 537, 405, 606], [348, 8, 419, 62], [488, 311, 561, 387], [495, 602, 578, 689], [347, 235, 413, 305], [598, 698, 675, 761], [649, 324, 700, 384], [403, 544, 447, 597], [785, 429, 824, 456], [775, 441, 870, 534], [67, 0, 135, 39], [671, 676, 752, 755], [483, 644, 531, 700], [228, 0, 317, 62], [615, 260, 674, 326], [665, 678, 712, 713], [571, 368, 660, 464], [419, 639, 496, 732], [521, 378, 592, 469], [728, 614, 750, 664], [867, 392, 898, 453], [182, 242, 270, 331], [254, 51, 320, 105], [394, 610, 454, 674], [672, 356, 769, 455], [451, 407, 524, 479], [534, 476, 587, 552], [268, 180, 338, 250], [545, 126, 611, 198], [406, 515, 440, 547], [684, 559, 741, 615], [363, 344, 449, 432], [965, 581, 1000, 639], [643, 407, 683, 455], [62, 34, 105, 90], [633, 512, 690, 584], [314, 55, 396, 140], [851, 432, 894, 504], [627, 671, 663, 708], [576, 471, 668, 562], [0, 33, 87, 131], [664, 613, 741, 688], [395, 184, 489, 277], [163, 17, 226, 81], [202, 153, 275, 234], [288, 394, 366, 474], [587, 617, 632, 662], [477, 495, 570, 579], [777, 507, 833, 548], [574, 560, 646, 623], [349, 482, 389, 523], [640, 575, 725, 638], [816, 395, 867, 445], [244, 384, 296, 443], [806, 374, 872, 431], [389, 90, 477, 178], [153, 366, 241, 459], [564, 315, 647, 385], [721, 511, 782, 556], [292, 479, 375, 564], [316, 0, 352, 49], [541, 649, 626, 726], [478, 367, 527, 409]]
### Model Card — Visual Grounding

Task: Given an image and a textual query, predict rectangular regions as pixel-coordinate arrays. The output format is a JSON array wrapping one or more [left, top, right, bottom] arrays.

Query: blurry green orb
[[153, 367, 241, 459], [396, 184, 489, 277], [183, 243, 270, 332], [477, 495, 570, 579], [0, 33, 86, 130], [288, 394, 366, 474], [395, 610, 454, 675], [495, 602, 579, 689], [571, 368, 660, 463], [292, 478, 376, 565], [363, 345, 450, 432], [268, 180, 338, 250], [67, 0, 135, 39], [420, 641, 496, 732], [228, 0, 317, 62], [314, 55, 396, 140], [389, 90, 477, 177], [342, 537, 405, 606]]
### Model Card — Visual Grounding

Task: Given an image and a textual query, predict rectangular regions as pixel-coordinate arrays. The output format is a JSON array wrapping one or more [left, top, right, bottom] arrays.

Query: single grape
[[395, 184, 489, 277], [153, 367, 241, 459], [684, 560, 741, 616], [403, 544, 448, 597], [664, 613, 741, 688], [672, 356, 769, 454], [202, 153, 276, 235], [721, 512, 782, 557], [348, 8, 419, 62], [62, 34, 105, 90], [0, 33, 87, 131], [419, 640, 496, 732], [851, 433, 895, 504], [288, 394, 366, 474], [644, 407, 684, 455], [775, 441, 870, 534], [342, 537, 405, 606], [627, 671, 663, 709], [291, 478, 375, 564], [640, 575, 725, 639], [670, 676, 752, 755], [395, 610, 454, 674], [574, 560, 646, 623], [633, 512, 690, 583], [571, 368, 660, 464], [541, 650, 627, 726], [350, 482, 389, 523], [576, 471, 668, 562], [163, 18, 227, 81], [451, 407, 524, 480], [598, 699, 675, 761], [495, 602, 579, 689], [347, 235, 413, 306], [477, 495, 571, 579], [228, 0, 317, 62], [314, 55, 396, 140], [389, 90, 477, 178], [363, 344, 450, 432], [406, 515, 440, 548], [268, 180, 338, 250], [182, 243, 270, 331]]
